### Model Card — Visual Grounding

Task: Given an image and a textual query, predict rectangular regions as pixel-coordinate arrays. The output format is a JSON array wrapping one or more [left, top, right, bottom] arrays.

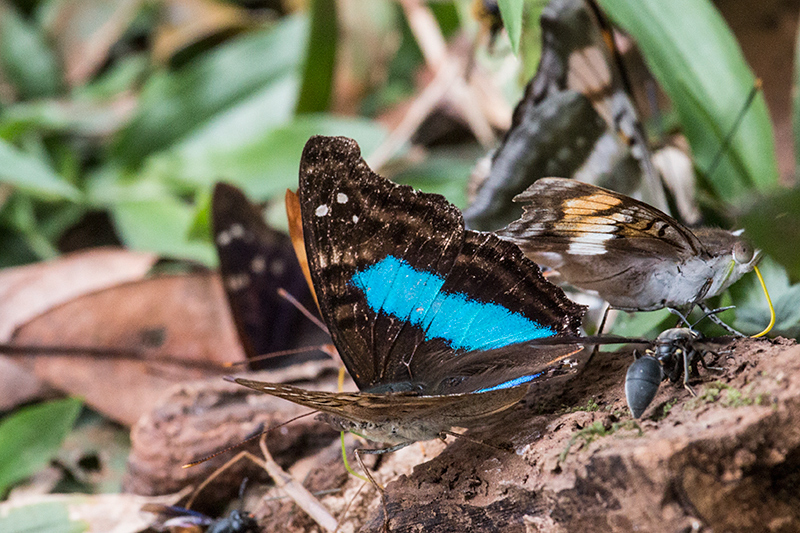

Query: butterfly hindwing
[[212, 183, 318, 367], [299, 137, 585, 391]]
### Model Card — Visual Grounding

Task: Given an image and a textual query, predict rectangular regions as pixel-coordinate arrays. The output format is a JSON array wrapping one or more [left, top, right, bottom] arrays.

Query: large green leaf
[[0, 502, 87, 533], [730, 257, 800, 337], [0, 139, 81, 200], [143, 114, 386, 201], [597, 0, 779, 203], [741, 186, 800, 280], [295, 0, 336, 114], [112, 16, 308, 164], [110, 197, 215, 265], [0, 398, 82, 497], [497, 0, 523, 54]]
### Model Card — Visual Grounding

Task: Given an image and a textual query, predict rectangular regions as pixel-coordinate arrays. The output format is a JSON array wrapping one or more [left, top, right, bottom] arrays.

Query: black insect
[[141, 503, 258, 533], [625, 328, 722, 418]]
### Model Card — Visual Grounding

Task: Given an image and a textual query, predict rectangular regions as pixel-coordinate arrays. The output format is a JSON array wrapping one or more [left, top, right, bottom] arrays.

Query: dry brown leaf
[[152, 0, 251, 65], [0, 247, 157, 410], [0, 247, 157, 340], [45, 0, 144, 87], [11, 273, 246, 426]]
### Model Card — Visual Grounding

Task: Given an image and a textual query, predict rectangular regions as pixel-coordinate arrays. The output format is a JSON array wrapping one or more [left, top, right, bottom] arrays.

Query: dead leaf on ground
[[0, 247, 157, 410], [11, 272, 246, 426]]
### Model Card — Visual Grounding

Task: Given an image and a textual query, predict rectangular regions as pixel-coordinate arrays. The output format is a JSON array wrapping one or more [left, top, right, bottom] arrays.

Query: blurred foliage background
[[1, 0, 798, 339], [0, 0, 799, 331]]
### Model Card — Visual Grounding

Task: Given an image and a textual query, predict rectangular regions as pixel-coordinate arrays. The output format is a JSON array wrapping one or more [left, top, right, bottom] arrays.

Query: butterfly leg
[[698, 303, 746, 337], [355, 442, 412, 532], [584, 304, 612, 369]]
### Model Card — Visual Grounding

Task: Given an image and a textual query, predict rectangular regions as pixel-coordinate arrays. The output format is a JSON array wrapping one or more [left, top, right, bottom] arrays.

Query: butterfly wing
[[497, 178, 705, 306], [298, 137, 584, 391], [464, 0, 667, 231], [212, 183, 319, 367]]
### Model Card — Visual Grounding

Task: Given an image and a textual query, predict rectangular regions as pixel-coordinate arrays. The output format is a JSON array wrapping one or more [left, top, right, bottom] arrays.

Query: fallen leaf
[[0, 248, 157, 410], [11, 273, 246, 426]]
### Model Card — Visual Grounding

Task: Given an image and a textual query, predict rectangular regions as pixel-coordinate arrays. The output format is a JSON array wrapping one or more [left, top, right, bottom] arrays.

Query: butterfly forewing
[[299, 137, 585, 391], [499, 178, 703, 260], [212, 183, 318, 367]]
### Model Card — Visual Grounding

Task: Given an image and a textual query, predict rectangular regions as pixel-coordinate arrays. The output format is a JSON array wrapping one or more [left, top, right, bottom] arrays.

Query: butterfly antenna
[[704, 79, 761, 181], [224, 345, 333, 367], [182, 410, 316, 468], [278, 287, 330, 334]]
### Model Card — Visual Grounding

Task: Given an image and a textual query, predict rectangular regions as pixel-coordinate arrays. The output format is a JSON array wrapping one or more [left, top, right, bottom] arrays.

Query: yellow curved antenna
[[750, 264, 775, 338]]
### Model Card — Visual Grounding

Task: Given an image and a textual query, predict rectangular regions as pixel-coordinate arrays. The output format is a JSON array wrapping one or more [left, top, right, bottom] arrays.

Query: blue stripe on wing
[[350, 255, 556, 351], [473, 372, 544, 393]]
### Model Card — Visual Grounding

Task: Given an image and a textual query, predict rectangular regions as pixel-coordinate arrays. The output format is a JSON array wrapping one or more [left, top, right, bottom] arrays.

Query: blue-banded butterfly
[[228, 136, 590, 498]]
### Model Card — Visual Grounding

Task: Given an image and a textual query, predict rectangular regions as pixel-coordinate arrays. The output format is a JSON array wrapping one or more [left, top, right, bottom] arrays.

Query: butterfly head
[[695, 228, 761, 298]]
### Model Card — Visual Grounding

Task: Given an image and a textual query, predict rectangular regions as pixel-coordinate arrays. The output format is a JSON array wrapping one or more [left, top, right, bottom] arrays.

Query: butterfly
[[497, 178, 758, 323], [212, 182, 323, 369], [464, 0, 670, 232], [230, 136, 587, 471]]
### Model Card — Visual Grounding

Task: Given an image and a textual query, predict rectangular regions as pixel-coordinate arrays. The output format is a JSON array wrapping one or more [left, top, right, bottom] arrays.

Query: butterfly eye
[[733, 241, 754, 264]]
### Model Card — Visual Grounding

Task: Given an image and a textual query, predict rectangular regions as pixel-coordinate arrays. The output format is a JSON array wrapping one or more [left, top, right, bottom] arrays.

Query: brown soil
[[127, 337, 800, 532]]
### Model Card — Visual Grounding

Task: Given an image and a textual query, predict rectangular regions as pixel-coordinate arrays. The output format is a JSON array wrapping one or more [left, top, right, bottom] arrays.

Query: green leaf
[[110, 197, 216, 265], [0, 5, 61, 99], [0, 502, 88, 533], [608, 308, 673, 339], [0, 139, 81, 200], [597, 0, 779, 203], [741, 186, 800, 280], [389, 148, 481, 209], [143, 114, 386, 200], [295, 0, 337, 114], [112, 16, 308, 163], [497, 0, 523, 54], [0, 398, 82, 497]]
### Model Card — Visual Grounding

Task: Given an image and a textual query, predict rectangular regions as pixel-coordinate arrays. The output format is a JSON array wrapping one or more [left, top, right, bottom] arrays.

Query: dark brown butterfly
[[211, 182, 325, 369], [465, 0, 670, 231], [230, 136, 587, 464]]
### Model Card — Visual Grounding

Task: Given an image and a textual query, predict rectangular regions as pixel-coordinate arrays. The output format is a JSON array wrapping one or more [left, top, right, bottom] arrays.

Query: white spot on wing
[[352, 215, 359, 223], [226, 273, 250, 291], [270, 260, 285, 276], [250, 256, 266, 273], [336, 193, 348, 204], [315, 204, 329, 217], [216, 230, 231, 246], [229, 223, 244, 239]]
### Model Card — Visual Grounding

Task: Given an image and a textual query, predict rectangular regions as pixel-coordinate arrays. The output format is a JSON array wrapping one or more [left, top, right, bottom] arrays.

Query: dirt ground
[[126, 336, 800, 532]]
